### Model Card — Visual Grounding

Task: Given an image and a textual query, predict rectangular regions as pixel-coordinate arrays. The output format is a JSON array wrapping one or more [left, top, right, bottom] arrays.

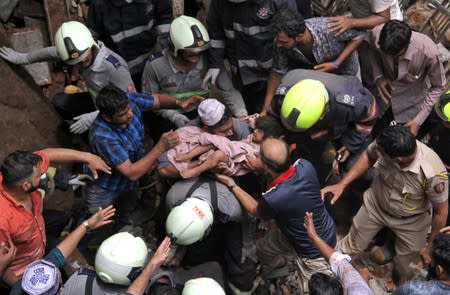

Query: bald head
[[260, 138, 291, 174]]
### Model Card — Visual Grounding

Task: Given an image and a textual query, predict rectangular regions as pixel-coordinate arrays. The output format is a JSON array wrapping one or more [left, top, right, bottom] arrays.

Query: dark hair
[[95, 85, 130, 117], [376, 125, 416, 158], [432, 233, 450, 275], [255, 115, 285, 139], [260, 139, 291, 173], [0, 151, 41, 187], [202, 106, 233, 130], [378, 20, 411, 56], [308, 273, 343, 295], [271, 8, 306, 38]]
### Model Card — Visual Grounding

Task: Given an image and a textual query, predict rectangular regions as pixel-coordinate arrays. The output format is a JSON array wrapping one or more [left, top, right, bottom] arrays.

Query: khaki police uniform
[[338, 140, 448, 283]]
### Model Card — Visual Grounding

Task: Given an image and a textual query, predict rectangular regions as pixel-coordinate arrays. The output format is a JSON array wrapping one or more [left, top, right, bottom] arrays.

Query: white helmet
[[55, 21, 97, 65], [95, 232, 148, 285], [182, 277, 226, 295], [169, 15, 210, 57], [166, 197, 214, 245]]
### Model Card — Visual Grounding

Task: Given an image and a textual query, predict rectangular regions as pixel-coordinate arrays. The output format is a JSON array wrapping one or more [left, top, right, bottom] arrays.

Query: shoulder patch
[[149, 51, 163, 61], [434, 182, 446, 194], [77, 267, 97, 276], [335, 94, 355, 107], [105, 54, 121, 68]]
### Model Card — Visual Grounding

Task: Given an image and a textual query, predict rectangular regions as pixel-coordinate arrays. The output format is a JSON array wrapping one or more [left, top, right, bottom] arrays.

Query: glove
[[172, 114, 190, 128], [68, 174, 94, 190], [69, 110, 99, 134], [0, 47, 29, 64], [201, 68, 220, 88]]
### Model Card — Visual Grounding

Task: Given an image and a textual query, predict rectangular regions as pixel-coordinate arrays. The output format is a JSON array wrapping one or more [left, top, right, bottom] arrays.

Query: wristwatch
[[83, 220, 90, 231]]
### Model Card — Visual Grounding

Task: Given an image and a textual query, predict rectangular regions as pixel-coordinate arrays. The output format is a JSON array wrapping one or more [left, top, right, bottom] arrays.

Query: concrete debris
[[0, 0, 19, 22], [9, 26, 52, 86]]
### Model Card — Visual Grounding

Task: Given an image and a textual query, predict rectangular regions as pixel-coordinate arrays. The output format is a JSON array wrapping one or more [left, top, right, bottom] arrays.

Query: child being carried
[[167, 115, 284, 178]]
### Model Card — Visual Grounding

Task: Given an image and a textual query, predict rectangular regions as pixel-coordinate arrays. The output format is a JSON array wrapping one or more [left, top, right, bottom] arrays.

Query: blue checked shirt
[[88, 92, 154, 192]]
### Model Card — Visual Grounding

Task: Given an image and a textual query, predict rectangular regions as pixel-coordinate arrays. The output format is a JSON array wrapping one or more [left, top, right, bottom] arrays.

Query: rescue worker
[[204, 0, 300, 114], [165, 176, 257, 295], [214, 137, 337, 294], [0, 21, 135, 134], [87, 0, 173, 88], [141, 15, 246, 137], [22, 232, 172, 294], [270, 69, 378, 182], [321, 125, 449, 285]]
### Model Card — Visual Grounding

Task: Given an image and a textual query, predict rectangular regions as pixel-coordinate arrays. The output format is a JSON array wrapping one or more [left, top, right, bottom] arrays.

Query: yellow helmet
[[435, 89, 450, 122], [280, 79, 329, 131]]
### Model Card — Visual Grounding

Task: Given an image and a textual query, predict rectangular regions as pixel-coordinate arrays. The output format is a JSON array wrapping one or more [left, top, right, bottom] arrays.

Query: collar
[[167, 51, 205, 74], [401, 142, 422, 174], [89, 42, 106, 72], [267, 165, 295, 189]]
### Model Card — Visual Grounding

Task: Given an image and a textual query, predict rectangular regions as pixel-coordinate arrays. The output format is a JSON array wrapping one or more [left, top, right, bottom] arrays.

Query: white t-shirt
[[350, 0, 403, 20]]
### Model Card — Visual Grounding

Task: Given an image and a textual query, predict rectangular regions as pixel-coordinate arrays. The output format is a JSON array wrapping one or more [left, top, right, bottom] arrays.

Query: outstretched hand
[[86, 153, 112, 179], [321, 183, 345, 205], [304, 212, 318, 241], [213, 173, 235, 188], [328, 16, 353, 36], [86, 205, 116, 230], [178, 96, 204, 110], [152, 236, 171, 267]]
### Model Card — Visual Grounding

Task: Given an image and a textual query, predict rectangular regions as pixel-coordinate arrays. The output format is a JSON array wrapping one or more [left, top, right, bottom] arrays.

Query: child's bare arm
[[175, 144, 215, 162], [180, 150, 228, 179]]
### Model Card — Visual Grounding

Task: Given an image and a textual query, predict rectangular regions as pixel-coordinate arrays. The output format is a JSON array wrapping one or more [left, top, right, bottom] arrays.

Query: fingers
[[201, 74, 210, 89], [330, 193, 339, 205], [440, 226, 450, 234]]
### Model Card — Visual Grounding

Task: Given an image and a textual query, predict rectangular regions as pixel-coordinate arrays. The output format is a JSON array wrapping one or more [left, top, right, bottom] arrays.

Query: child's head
[[435, 90, 450, 128], [253, 115, 284, 143]]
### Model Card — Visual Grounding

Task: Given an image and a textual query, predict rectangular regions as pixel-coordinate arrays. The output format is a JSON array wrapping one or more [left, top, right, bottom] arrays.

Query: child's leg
[[175, 144, 215, 162], [180, 150, 228, 179]]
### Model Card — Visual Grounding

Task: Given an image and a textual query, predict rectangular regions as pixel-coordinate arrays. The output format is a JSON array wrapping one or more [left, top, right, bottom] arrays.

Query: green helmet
[[95, 232, 148, 285], [55, 21, 97, 65], [435, 89, 450, 122], [182, 278, 225, 295], [168, 15, 210, 57], [280, 79, 329, 131], [166, 197, 214, 245]]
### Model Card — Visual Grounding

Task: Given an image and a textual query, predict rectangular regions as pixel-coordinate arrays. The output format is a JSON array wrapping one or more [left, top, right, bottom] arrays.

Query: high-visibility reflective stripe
[[238, 58, 273, 69], [210, 39, 226, 48], [355, 123, 373, 135], [156, 24, 170, 34], [128, 52, 152, 71], [224, 29, 235, 39], [110, 20, 154, 43], [310, 129, 328, 140], [360, 95, 378, 122], [233, 23, 270, 36]]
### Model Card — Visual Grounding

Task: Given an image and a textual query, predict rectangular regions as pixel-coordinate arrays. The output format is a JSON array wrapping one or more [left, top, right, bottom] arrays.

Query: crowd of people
[[0, 0, 450, 294]]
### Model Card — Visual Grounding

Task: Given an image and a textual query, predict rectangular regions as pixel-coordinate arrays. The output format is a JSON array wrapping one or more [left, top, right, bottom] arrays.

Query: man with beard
[[214, 137, 336, 294], [393, 232, 450, 294], [0, 149, 111, 287]]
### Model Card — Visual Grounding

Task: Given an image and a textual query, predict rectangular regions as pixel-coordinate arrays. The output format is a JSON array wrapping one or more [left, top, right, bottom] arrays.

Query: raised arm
[[126, 236, 171, 295], [40, 148, 111, 179]]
